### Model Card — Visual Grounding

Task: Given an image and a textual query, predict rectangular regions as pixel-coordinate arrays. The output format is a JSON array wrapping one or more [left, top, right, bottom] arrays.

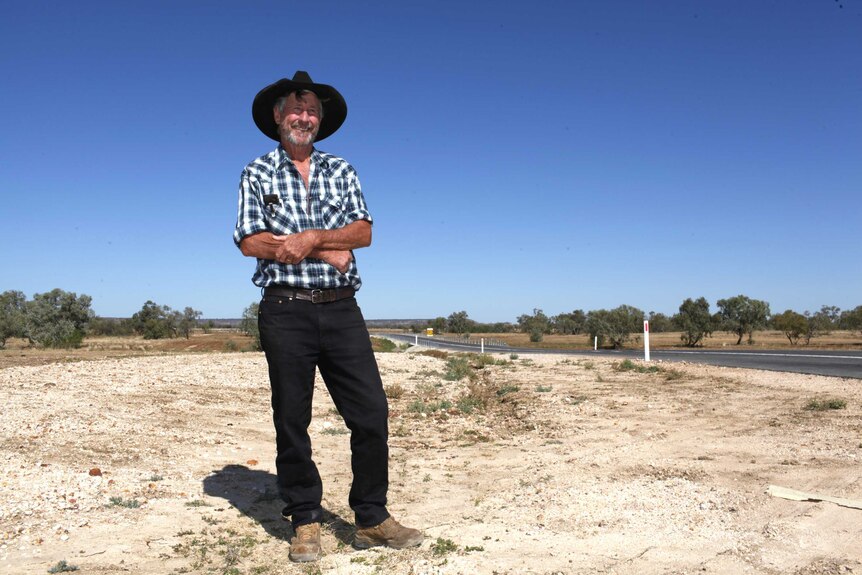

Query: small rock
[[88, 468, 102, 477]]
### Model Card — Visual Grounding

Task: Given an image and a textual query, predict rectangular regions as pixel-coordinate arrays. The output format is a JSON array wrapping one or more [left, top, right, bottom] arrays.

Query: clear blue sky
[[2, 1, 860, 322]]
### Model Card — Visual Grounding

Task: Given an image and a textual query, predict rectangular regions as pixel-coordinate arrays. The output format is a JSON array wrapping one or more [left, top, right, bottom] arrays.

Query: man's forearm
[[238, 232, 283, 260], [239, 220, 371, 262], [308, 220, 372, 251]]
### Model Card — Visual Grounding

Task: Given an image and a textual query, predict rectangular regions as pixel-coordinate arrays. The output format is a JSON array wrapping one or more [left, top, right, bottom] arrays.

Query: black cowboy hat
[[252, 71, 347, 142]]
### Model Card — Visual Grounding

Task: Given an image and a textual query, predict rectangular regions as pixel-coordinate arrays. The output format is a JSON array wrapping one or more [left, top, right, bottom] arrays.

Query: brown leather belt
[[263, 285, 355, 303]]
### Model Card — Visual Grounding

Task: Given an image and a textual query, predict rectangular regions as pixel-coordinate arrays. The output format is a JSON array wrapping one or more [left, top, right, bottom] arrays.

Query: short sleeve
[[233, 170, 268, 247]]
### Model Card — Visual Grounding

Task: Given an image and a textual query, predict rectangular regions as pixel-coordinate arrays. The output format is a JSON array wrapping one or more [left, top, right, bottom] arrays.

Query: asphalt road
[[377, 333, 862, 379]]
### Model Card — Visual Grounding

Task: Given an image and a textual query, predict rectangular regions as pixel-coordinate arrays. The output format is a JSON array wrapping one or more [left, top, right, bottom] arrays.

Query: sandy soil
[[1, 347, 860, 574]]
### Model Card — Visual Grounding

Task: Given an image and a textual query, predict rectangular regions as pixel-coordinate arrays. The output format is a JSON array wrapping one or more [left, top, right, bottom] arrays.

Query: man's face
[[274, 92, 322, 147]]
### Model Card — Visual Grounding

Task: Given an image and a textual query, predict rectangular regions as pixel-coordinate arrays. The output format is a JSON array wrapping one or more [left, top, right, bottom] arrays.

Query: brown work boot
[[354, 516, 424, 550], [289, 522, 321, 562]]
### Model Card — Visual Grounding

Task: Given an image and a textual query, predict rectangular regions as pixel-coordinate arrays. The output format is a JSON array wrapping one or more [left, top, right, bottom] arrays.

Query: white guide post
[[643, 320, 651, 362], [415, 334, 418, 345], [481, 338, 485, 354], [594, 336, 598, 351]]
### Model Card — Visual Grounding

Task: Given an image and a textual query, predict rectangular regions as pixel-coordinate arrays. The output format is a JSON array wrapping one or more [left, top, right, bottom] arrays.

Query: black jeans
[[258, 295, 390, 528]]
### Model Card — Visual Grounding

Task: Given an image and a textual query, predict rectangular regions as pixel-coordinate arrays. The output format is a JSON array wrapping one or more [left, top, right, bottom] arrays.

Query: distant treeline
[[2, 289, 861, 350], [419, 297, 862, 349], [0, 289, 206, 348]]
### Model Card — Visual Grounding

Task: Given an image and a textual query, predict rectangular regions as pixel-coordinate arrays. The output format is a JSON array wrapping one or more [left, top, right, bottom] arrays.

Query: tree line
[[0, 289, 203, 349], [3, 288, 861, 351], [425, 296, 862, 349]]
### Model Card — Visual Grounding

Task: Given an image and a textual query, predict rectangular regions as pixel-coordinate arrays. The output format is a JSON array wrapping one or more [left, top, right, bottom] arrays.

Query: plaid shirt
[[234, 146, 373, 290]]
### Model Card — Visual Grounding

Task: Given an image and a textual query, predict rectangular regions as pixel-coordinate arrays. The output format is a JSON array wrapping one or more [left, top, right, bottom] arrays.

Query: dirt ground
[[1, 342, 860, 574]]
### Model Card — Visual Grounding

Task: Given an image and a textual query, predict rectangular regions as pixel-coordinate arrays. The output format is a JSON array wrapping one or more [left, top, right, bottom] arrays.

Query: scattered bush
[[586, 305, 644, 349], [130, 301, 177, 340], [772, 309, 809, 345], [804, 397, 847, 411], [675, 297, 715, 347], [496, 384, 520, 397], [371, 337, 397, 352], [240, 302, 261, 350], [615, 359, 684, 381], [384, 383, 405, 399], [408, 399, 452, 414], [0, 290, 27, 349], [109, 496, 141, 508], [456, 374, 499, 414], [431, 537, 458, 556], [471, 353, 508, 368], [717, 294, 770, 345], [444, 356, 474, 381], [418, 349, 449, 360], [25, 289, 94, 348], [456, 396, 484, 414], [88, 316, 135, 337], [615, 359, 660, 374], [47, 560, 78, 573]]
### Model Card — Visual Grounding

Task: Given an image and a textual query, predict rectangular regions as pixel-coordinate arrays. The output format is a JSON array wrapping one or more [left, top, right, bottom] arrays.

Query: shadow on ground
[[202, 464, 354, 545]]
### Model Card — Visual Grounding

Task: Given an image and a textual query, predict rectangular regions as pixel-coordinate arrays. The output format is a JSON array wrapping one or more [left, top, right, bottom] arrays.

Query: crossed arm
[[239, 220, 371, 273]]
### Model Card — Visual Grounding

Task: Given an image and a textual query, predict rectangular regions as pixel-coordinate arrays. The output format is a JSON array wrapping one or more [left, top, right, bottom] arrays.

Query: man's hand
[[240, 221, 371, 267], [273, 230, 320, 264], [315, 250, 353, 273]]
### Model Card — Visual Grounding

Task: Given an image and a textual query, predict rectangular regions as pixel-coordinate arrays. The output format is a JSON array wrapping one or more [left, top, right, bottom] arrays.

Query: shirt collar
[[276, 146, 330, 171]]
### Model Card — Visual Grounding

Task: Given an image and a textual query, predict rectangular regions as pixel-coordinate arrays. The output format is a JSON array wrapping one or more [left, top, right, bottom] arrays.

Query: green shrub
[[444, 356, 474, 381], [371, 337, 397, 352], [109, 497, 140, 508], [408, 399, 452, 414], [24, 289, 93, 349], [456, 396, 483, 414], [496, 384, 520, 397], [384, 383, 405, 399], [472, 353, 508, 368], [47, 560, 78, 573], [804, 397, 847, 411], [615, 359, 660, 374], [418, 349, 449, 360], [431, 537, 458, 556]]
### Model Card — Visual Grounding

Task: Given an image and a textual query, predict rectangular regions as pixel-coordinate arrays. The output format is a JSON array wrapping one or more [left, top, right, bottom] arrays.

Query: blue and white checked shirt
[[234, 146, 373, 290]]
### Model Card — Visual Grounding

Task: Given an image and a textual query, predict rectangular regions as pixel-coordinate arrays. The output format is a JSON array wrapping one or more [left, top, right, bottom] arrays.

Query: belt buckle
[[310, 289, 324, 303]]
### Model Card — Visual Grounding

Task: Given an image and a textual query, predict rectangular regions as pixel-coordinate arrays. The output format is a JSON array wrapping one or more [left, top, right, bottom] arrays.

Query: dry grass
[[2, 348, 860, 574], [398, 330, 862, 350], [0, 331, 256, 369], [3, 328, 859, 371]]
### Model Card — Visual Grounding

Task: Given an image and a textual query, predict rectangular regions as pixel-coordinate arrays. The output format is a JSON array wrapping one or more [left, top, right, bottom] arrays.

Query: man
[[234, 71, 423, 562]]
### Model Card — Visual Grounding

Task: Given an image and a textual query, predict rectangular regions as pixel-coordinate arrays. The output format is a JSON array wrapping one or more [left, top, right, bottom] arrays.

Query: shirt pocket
[[261, 187, 301, 234], [318, 188, 348, 229]]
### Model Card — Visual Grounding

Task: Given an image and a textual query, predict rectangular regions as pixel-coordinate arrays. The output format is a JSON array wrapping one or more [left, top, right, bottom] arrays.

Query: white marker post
[[481, 338, 485, 354], [643, 320, 651, 362], [594, 336, 598, 351]]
